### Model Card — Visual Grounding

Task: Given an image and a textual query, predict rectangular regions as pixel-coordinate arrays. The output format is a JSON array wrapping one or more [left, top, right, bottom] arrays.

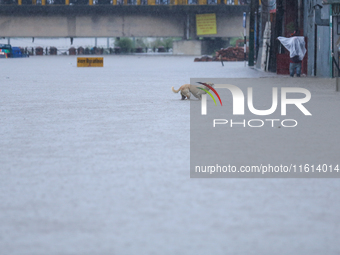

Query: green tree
[[150, 38, 164, 49], [162, 38, 174, 50], [230, 37, 243, 47], [115, 37, 133, 53]]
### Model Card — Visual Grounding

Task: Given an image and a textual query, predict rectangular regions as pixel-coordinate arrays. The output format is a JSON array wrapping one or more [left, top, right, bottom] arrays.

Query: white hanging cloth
[[277, 36, 306, 60]]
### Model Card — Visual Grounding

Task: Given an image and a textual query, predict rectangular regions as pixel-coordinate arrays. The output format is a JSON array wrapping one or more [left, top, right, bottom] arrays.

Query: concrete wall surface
[[0, 5, 248, 38], [173, 40, 203, 55], [304, 0, 331, 77], [0, 14, 186, 37]]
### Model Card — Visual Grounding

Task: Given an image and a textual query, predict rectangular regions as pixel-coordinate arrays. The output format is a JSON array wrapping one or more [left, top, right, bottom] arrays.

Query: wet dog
[[171, 82, 214, 100]]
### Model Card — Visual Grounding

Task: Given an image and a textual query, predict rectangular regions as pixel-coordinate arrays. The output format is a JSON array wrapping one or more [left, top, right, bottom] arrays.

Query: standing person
[[277, 36, 306, 77]]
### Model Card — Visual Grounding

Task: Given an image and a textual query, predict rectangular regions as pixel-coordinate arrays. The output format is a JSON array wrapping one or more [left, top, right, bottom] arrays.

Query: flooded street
[[1, 56, 339, 255]]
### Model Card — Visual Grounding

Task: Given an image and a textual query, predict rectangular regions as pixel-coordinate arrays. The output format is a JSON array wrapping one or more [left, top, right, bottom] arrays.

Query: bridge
[[0, 4, 248, 38]]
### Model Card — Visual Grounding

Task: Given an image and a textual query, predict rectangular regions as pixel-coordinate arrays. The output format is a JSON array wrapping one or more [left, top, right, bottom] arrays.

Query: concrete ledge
[[173, 40, 208, 56]]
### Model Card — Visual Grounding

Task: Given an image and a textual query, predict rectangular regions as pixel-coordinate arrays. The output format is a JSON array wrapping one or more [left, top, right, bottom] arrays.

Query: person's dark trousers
[[289, 62, 301, 77]]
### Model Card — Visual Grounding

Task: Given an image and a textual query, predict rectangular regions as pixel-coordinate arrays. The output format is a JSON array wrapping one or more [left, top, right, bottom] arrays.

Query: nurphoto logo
[[199, 83, 312, 128]]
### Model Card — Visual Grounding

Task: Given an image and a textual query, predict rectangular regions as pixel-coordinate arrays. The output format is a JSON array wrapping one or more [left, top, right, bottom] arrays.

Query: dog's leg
[[181, 94, 186, 100], [182, 89, 190, 100]]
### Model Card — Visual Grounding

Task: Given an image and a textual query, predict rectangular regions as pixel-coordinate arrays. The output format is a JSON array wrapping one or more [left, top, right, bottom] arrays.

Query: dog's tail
[[171, 86, 181, 93]]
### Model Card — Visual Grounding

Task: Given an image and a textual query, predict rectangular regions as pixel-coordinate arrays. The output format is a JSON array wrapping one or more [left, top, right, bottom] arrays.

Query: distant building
[[259, 0, 334, 77]]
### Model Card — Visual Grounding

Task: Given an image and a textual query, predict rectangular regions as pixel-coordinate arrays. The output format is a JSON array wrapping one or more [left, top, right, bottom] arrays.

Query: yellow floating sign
[[196, 13, 217, 36], [77, 57, 104, 67]]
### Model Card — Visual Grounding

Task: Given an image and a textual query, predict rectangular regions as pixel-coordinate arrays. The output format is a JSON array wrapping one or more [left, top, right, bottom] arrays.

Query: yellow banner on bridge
[[196, 13, 217, 36], [77, 57, 104, 67]]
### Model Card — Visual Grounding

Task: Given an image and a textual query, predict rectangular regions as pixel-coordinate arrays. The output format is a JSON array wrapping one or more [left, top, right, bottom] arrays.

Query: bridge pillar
[[185, 13, 197, 40], [190, 13, 197, 40]]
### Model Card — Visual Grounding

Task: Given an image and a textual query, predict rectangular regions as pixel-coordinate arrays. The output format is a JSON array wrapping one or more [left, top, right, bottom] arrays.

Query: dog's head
[[197, 82, 214, 90]]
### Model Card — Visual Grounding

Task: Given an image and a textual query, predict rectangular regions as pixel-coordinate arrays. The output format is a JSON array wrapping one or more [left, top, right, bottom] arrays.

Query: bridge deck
[[0, 4, 248, 15], [0, 5, 248, 37]]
